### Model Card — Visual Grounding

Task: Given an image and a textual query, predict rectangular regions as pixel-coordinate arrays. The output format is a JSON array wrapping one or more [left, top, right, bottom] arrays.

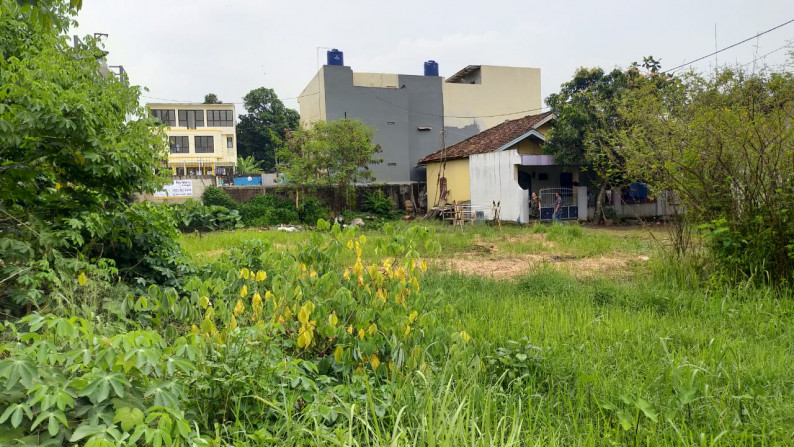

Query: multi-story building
[[297, 51, 541, 184], [146, 103, 237, 177]]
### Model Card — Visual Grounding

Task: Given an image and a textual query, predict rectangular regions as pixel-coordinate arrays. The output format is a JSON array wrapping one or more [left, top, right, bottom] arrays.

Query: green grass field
[[180, 222, 794, 445]]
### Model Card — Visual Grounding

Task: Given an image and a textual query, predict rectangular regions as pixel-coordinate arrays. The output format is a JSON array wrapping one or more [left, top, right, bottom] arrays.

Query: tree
[[544, 67, 634, 223], [203, 93, 221, 104], [236, 87, 300, 172], [0, 0, 168, 306], [278, 119, 382, 212], [236, 156, 264, 175], [619, 67, 794, 282]]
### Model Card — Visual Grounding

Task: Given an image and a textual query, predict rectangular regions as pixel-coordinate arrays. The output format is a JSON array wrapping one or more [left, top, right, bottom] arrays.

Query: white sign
[[153, 180, 193, 198]]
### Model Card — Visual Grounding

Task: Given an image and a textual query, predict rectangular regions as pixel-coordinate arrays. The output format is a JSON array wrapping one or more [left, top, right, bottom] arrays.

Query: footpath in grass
[[180, 222, 794, 445]]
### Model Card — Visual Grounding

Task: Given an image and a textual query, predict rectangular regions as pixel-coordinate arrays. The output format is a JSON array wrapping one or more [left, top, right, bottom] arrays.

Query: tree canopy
[[236, 87, 299, 172], [0, 0, 168, 305], [544, 61, 666, 222], [278, 119, 381, 211], [203, 93, 221, 104]]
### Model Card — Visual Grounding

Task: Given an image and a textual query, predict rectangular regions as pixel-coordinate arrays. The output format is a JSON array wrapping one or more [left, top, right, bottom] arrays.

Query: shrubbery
[[201, 186, 239, 210], [239, 194, 299, 227], [0, 222, 461, 444], [363, 189, 396, 217], [171, 199, 242, 233], [297, 196, 329, 225]]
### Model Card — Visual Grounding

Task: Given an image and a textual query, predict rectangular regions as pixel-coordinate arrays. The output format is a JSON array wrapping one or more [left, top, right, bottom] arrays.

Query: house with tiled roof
[[419, 111, 583, 222]]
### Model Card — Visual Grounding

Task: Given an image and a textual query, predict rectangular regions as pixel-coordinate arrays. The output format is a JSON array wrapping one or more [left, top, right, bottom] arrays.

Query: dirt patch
[[434, 252, 639, 280], [505, 233, 555, 249]]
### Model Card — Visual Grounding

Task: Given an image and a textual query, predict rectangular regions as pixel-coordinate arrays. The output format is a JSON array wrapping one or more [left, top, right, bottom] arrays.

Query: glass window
[[169, 136, 189, 153], [207, 109, 234, 127], [151, 109, 176, 126], [226, 137, 233, 148], [178, 110, 205, 129], [195, 136, 214, 153]]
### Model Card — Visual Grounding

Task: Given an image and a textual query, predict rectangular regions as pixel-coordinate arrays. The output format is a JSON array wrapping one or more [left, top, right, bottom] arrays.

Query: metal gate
[[539, 187, 578, 221]]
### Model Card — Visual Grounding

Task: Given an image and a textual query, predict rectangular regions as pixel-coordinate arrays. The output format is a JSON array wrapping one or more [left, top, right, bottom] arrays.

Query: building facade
[[299, 65, 444, 183], [147, 103, 237, 177], [297, 55, 541, 184]]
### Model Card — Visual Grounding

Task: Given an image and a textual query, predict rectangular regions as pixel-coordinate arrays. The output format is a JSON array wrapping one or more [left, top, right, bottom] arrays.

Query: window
[[178, 110, 204, 129], [206, 109, 234, 127], [226, 137, 233, 148], [151, 109, 176, 126], [169, 136, 189, 153], [195, 136, 214, 153]]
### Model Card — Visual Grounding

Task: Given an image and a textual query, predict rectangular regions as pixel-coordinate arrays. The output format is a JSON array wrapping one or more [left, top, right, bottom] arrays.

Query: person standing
[[529, 192, 540, 219], [552, 192, 563, 223]]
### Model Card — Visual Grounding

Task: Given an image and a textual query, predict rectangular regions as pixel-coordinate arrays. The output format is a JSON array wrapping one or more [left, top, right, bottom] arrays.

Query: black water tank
[[327, 49, 344, 66]]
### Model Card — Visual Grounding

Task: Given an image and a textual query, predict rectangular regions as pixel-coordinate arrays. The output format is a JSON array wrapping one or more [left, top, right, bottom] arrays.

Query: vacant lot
[[180, 222, 794, 445]]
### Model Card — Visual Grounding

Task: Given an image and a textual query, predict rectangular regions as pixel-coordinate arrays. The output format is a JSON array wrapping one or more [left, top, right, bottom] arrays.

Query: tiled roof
[[418, 111, 553, 164]]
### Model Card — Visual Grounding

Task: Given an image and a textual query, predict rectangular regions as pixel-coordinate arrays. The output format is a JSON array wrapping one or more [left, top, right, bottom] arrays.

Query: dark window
[[169, 136, 189, 153], [175, 167, 185, 176], [226, 137, 233, 148], [195, 136, 214, 153], [178, 110, 204, 129], [151, 109, 176, 126], [206, 110, 234, 127]]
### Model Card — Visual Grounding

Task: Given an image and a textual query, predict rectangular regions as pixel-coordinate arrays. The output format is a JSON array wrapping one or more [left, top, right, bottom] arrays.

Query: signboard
[[153, 180, 193, 198]]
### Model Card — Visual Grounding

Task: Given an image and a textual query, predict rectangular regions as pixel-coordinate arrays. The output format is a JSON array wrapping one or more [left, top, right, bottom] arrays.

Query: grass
[[179, 221, 794, 445]]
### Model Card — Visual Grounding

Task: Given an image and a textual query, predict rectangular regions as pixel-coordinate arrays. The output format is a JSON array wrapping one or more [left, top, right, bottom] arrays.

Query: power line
[[375, 95, 550, 119], [662, 18, 794, 74], [740, 43, 792, 68]]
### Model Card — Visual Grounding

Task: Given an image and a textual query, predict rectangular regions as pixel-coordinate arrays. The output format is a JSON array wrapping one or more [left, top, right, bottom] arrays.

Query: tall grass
[[179, 224, 794, 445]]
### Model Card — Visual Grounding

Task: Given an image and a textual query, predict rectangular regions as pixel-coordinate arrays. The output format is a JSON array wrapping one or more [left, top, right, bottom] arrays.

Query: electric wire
[[661, 18, 794, 73]]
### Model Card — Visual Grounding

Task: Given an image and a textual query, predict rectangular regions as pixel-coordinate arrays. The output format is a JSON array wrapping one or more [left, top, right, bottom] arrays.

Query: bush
[[239, 194, 299, 227], [298, 196, 329, 225], [89, 202, 194, 288], [171, 199, 242, 233], [363, 189, 396, 217], [202, 186, 239, 210]]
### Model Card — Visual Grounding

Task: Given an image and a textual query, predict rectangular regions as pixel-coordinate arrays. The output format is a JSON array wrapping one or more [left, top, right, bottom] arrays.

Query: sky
[[73, 1, 793, 114]]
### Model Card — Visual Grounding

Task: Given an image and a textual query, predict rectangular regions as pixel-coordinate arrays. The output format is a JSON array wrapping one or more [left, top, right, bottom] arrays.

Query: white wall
[[469, 150, 528, 222]]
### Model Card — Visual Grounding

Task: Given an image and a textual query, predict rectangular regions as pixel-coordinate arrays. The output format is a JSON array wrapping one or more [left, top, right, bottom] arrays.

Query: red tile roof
[[418, 111, 553, 164]]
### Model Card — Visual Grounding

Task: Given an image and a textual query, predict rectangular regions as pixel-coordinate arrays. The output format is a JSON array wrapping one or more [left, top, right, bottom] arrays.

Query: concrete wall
[[297, 70, 326, 126], [443, 66, 541, 146], [425, 158, 471, 207], [305, 65, 444, 184], [220, 183, 426, 212], [469, 150, 528, 223]]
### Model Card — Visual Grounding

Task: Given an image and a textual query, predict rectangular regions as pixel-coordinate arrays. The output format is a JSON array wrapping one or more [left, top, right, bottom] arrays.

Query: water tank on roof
[[327, 49, 344, 66], [424, 60, 439, 76]]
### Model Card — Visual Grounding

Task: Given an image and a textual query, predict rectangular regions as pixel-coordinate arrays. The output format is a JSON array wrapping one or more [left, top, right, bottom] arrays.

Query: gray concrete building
[[299, 64, 444, 183], [298, 52, 541, 185]]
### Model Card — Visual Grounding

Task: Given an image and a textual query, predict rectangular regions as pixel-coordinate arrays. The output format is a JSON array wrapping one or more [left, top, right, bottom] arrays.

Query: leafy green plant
[[201, 186, 239, 210], [363, 190, 396, 217], [236, 156, 264, 175], [0, 313, 202, 446], [171, 200, 242, 233], [297, 196, 329, 225], [239, 194, 299, 227]]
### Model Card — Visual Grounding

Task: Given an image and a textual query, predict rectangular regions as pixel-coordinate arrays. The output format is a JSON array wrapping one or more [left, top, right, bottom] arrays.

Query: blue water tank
[[424, 60, 439, 76], [327, 49, 344, 66]]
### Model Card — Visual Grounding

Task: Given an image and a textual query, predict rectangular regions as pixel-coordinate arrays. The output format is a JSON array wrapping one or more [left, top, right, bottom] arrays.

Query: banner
[[153, 180, 193, 198]]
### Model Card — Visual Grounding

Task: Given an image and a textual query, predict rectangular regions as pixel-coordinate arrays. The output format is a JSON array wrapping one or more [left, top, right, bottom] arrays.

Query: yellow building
[[147, 103, 237, 177], [442, 65, 542, 146]]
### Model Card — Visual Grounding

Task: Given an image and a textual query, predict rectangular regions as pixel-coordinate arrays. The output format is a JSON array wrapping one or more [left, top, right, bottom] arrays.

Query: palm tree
[[236, 156, 264, 175]]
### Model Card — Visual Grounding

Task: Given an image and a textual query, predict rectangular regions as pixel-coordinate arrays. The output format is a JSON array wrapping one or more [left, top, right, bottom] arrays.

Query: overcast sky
[[73, 1, 793, 114]]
